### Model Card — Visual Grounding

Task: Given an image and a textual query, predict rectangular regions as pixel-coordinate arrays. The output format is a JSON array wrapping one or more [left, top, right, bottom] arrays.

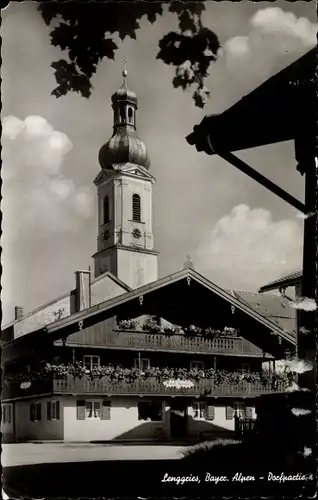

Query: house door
[[170, 400, 188, 438]]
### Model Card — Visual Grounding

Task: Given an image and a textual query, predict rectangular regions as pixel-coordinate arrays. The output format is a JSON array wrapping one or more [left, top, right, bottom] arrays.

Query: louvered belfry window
[[132, 194, 141, 222]]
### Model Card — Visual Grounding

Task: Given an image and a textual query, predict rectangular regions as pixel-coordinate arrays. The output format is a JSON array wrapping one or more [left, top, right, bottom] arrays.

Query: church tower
[[92, 67, 159, 289]]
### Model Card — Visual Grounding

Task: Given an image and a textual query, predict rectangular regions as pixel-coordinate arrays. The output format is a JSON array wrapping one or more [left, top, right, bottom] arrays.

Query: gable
[[91, 272, 130, 306]]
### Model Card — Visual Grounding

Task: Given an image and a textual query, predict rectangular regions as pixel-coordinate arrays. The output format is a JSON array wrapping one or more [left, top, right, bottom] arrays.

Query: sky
[[1, 1, 317, 324]]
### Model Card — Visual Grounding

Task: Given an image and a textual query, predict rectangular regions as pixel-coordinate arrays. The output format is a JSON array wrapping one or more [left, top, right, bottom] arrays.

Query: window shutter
[[47, 401, 51, 421], [101, 400, 111, 420], [30, 404, 35, 422], [245, 406, 253, 419], [77, 400, 86, 420], [56, 401, 60, 420], [37, 403, 42, 422], [226, 405, 234, 420], [206, 405, 215, 421]]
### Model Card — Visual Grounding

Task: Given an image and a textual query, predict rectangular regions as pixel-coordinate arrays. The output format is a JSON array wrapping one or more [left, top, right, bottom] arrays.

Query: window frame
[[192, 401, 206, 420], [132, 194, 141, 222], [30, 402, 42, 423], [48, 400, 60, 421], [190, 360, 205, 370], [83, 355, 100, 371], [103, 196, 110, 225], [233, 402, 246, 419], [2, 404, 12, 424], [85, 400, 102, 419], [241, 363, 250, 374], [134, 357, 150, 371]]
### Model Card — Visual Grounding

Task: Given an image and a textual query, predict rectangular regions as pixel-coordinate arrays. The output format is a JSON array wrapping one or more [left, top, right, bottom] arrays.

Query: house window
[[193, 402, 206, 420], [190, 360, 205, 370], [47, 401, 60, 421], [138, 401, 162, 421], [86, 401, 101, 419], [241, 363, 250, 374], [103, 196, 110, 224], [83, 355, 100, 371], [30, 403, 42, 422], [2, 404, 12, 424], [132, 194, 141, 222], [234, 402, 246, 419], [134, 358, 150, 371]]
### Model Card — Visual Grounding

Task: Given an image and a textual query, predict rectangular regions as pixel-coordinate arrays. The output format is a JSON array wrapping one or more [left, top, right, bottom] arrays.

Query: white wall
[[63, 396, 167, 442], [15, 397, 64, 441], [186, 403, 256, 438], [14, 295, 70, 338], [117, 249, 158, 289], [91, 274, 127, 305]]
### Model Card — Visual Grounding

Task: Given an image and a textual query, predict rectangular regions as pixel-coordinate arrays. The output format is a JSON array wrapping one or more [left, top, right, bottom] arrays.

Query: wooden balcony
[[80, 329, 268, 357], [53, 374, 286, 397]]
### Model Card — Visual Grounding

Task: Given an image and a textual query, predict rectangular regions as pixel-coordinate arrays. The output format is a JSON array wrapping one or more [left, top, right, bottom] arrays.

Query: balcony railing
[[53, 375, 286, 397], [106, 330, 266, 356]]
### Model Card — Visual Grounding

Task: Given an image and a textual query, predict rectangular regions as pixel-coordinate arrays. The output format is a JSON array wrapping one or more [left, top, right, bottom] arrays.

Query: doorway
[[170, 399, 188, 438]]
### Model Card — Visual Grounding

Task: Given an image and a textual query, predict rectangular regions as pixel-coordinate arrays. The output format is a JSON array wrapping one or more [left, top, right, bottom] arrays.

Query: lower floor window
[[30, 402, 42, 422], [86, 401, 101, 419], [47, 400, 60, 421], [193, 402, 206, 420], [138, 401, 162, 421], [234, 403, 245, 418], [2, 404, 12, 424]]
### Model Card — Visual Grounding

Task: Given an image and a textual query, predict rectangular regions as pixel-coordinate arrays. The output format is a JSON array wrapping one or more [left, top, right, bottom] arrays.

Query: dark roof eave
[[186, 48, 316, 154]]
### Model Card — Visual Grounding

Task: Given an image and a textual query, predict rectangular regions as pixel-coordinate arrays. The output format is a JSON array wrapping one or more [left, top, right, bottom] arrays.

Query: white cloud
[[195, 204, 302, 290], [2, 115, 94, 241], [210, 7, 317, 110], [290, 297, 317, 311]]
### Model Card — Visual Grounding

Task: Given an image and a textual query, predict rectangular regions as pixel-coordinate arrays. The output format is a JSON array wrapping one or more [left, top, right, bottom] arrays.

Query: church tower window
[[128, 107, 134, 125], [120, 106, 126, 123], [103, 196, 110, 224], [132, 194, 141, 222]]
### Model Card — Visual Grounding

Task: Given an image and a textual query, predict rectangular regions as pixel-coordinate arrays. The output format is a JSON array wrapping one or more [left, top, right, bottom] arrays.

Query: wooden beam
[[213, 148, 307, 214]]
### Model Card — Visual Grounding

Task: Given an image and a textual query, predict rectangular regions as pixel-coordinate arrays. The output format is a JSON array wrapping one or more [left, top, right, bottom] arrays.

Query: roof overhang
[[186, 48, 316, 156], [259, 271, 303, 293], [3, 269, 295, 361]]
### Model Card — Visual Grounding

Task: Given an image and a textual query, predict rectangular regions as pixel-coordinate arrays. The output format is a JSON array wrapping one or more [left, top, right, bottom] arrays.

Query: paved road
[[2, 443, 187, 467]]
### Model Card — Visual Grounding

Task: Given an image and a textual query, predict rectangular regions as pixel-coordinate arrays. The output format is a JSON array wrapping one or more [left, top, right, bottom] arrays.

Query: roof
[[186, 48, 316, 154], [231, 290, 296, 336], [22, 268, 295, 348], [258, 271, 302, 293]]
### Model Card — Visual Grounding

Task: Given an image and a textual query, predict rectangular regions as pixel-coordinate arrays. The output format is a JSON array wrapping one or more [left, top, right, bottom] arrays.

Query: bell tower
[[92, 65, 159, 289]]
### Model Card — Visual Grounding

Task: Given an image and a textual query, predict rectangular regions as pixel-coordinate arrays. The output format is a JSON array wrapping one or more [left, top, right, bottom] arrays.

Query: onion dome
[[98, 66, 150, 170]]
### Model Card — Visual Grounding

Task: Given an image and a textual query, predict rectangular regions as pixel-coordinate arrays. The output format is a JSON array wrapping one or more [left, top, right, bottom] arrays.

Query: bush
[[183, 438, 241, 459]]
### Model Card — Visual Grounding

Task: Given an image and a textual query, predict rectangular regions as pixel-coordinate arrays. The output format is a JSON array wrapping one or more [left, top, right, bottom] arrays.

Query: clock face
[[132, 228, 141, 239]]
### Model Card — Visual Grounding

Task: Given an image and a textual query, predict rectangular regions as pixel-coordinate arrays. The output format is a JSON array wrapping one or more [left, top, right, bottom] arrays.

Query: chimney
[[75, 270, 91, 312], [14, 306, 23, 320]]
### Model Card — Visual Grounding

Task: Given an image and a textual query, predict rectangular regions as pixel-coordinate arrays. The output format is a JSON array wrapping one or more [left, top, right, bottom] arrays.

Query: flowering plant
[[5, 362, 295, 389], [142, 317, 162, 333], [117, 319, 137, 330]]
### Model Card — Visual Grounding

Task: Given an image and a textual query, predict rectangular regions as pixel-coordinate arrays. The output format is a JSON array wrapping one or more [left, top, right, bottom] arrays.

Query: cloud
[[290, 297, 317, 311], [195, 204, 303, 290], [2, 115, 94, 241], [209, 7, 317, 110]]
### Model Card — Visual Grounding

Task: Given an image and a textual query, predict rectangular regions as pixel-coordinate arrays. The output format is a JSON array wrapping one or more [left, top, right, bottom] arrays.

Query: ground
[[3, 443, 314, 498], [2, 442, 186, 467]]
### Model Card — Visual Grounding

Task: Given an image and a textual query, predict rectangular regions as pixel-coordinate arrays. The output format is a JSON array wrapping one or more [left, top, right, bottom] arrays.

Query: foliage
[[5, 361, 294, 389], [38, 1, 220, 108], [117, 318, 239, 338], [117, 319, 137, 330], [183, 438, 241, 458], [142, 317, 162, 333]]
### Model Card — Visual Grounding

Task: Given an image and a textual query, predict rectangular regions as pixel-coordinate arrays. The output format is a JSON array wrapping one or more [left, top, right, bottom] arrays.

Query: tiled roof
[[230, 290, 296, 337], [258, 271, 302, 292]]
